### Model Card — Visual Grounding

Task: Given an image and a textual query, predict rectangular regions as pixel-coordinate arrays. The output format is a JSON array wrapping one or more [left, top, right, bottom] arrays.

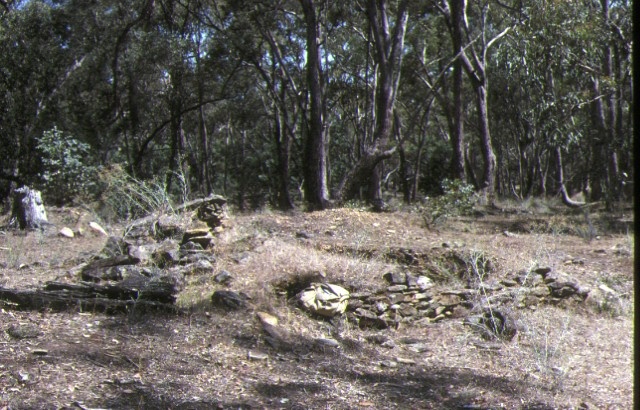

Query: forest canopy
[[0, 0, 633, 212]]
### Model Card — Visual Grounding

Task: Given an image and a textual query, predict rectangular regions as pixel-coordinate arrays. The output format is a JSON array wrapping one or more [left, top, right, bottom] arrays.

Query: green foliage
[[36, 127, 97, 206], [0, 0, 632, 206], [422, 179, 477, 228]]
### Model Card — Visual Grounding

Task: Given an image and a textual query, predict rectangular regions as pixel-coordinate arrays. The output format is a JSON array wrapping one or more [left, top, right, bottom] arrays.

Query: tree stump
[[9, 186, 48, 229]]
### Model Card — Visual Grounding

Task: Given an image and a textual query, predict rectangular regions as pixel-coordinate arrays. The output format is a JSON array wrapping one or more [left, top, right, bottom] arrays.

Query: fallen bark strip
[[0, 281, 178, 314]]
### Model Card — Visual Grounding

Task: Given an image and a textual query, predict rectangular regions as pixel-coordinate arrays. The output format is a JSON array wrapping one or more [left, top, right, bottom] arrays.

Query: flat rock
[[59, 227, 74, 238], [396, 357, 416, 365], [89, 221, 108, 236], [256, 311, 279, 326], [247, 351, 269, 361], [406, 343, 429, 353], [315, 338, 340, 348]]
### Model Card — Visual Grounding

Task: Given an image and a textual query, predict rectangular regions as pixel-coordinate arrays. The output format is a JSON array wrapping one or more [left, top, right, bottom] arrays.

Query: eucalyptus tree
[[403, 4, 468, 197], [489, 0, 632, 204], [189, 0, 308, 209], [335, 0, 409, 207], [439, 0, 517, 202], [585, 0, 632, 205]]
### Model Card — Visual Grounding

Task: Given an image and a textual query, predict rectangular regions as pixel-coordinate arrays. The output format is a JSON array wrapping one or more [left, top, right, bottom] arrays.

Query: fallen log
[[0, 279, 179, 314]]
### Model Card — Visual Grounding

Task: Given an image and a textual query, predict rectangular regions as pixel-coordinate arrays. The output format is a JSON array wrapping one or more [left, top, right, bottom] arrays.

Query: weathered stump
[[9, 186, 48, 229]]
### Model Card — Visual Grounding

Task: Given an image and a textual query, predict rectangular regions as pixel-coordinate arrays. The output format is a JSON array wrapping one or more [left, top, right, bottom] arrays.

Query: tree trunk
[[475, 84, 497, 202], [444, 0, 506, 203], [300, 0, 330, 210], [274, 103, 294, 210], [411, 133, 426, 202], [10, 186, 48, 230], [554, 147, 584, 208], [449, 0, 466, 181], [337, 0, 408, 205], [589, 77, 607, 202], [398, 144, 411, 204], [365, 0, 408, 206], [166, 66, 186, 194], [196, 34, 213, 195]]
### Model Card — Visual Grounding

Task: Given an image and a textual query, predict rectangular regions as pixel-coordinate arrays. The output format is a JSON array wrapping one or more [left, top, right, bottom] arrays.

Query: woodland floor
[[0, 200, 634, 410]]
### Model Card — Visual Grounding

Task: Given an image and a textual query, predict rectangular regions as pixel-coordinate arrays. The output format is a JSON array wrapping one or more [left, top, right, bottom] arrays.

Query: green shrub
[[36, 127, 97, 205], [422, 178, 477, 228]]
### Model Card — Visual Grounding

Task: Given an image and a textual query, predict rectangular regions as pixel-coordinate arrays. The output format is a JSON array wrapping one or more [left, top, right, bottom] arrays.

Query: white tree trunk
[[10, 186, 49, 229]]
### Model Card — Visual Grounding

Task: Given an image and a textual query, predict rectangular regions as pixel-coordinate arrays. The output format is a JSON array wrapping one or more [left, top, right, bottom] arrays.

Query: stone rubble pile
[[75, 195, 228, 304], [345, 263, 591, 336]]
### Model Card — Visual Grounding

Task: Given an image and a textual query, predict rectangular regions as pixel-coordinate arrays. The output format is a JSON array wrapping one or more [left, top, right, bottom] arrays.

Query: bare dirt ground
[[0, 203, 633, 409]]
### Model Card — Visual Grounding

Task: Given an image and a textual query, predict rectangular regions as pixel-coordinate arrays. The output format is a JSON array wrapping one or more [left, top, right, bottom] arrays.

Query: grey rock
[[396, 357, 416, 365], [548, 281, 579, 298], [315, 338, 340, 348], [211, 290, 250, 310], [214, 270, 233, 285], [179, 252, 214, 266], [398, 304, 418, 317], [383, 271, 407, 285], [464, 309, 517, 341], [128, 244, 152, 263], [375, 301, 389, 314], [355, 308, 389, 329], [247, 351, 269, 361], [182, 230, 214, 249], [151, 240, 180, 268], [533, 267, 552, 277], [381, 339, 398, 349], [179, 241, 204, 255], [365, 334, 391, 345]]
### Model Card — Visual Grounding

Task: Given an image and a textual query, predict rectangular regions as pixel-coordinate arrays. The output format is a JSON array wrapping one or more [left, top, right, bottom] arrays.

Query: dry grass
[[0, 203, 633, 409]]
